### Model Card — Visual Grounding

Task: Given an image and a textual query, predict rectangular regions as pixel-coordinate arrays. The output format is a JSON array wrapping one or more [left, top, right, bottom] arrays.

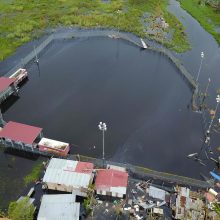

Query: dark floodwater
[[0, 150, 44, 209], [2, 37, 205, 179]]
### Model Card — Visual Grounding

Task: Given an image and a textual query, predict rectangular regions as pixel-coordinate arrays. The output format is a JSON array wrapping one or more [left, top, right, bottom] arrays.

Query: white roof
[[9, 68, 26, 78], [39, 137, 69, 149], [180, 187, 190, 197], [110, 186, 127, 195], [106, 164, 126, 172], [37, 194, 80, 220], [149, 186, 166, 201], [43, 158, 93, 188]]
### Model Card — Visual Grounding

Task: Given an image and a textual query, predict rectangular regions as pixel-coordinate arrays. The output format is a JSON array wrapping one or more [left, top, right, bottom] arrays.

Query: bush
[[8, 197, 35, 220]]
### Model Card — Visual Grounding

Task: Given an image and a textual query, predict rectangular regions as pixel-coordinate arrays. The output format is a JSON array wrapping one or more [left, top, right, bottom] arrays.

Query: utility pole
[[34, 45, 39, 64]]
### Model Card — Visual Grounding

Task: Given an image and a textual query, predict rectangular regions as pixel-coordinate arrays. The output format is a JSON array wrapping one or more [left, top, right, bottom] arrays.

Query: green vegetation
[[135, 165, 208, 188], [23, 162, 43, 186], [8, 197, 35, 220], [115, 201, 123, 220], [179, 0, 220, 44], [0, 0, 190, 61], [213, 202, 220, 217], [83, 184, 96, 216]]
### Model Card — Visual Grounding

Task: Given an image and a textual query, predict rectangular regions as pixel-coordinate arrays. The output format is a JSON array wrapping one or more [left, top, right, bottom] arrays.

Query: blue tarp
[[210, 171, 220, 181]]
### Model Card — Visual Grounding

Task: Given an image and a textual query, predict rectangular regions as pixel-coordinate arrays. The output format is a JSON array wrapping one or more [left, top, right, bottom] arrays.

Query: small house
[[37, 194, 80, 220], [0, 77, 17, 104], [0, 121, 43, 149], [42, 158, 94, 197], [95, 168, 128, 198]]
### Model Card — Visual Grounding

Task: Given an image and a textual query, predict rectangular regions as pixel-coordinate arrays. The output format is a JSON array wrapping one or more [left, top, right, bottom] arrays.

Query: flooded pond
[[0, 36, 212, 208]]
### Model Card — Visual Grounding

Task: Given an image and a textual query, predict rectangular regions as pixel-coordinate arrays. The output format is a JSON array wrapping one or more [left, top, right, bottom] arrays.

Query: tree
[[8, 197, 35, 220], [213, 202, 220, 217], [83, 184, 96, 216]]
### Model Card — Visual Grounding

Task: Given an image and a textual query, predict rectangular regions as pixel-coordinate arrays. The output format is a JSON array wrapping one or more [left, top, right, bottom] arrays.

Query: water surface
[[2, 37, 204, 179]]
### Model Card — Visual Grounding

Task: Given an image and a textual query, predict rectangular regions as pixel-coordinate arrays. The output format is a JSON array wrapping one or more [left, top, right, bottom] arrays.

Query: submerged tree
[[8, 197, 35, 220]]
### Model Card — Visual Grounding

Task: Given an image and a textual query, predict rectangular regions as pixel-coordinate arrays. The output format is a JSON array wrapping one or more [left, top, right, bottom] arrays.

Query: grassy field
[[0, 0, 190, 61], [179, 0, 220, 44]]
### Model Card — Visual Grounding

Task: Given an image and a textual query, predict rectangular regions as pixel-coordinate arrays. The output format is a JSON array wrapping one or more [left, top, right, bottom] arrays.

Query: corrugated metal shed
[[43, 158, 94, 193], [37, 194, 79, 220], [149, 186, 166, 201]]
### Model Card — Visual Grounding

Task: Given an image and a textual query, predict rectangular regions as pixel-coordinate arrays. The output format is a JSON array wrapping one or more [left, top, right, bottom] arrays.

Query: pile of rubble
[[123, 179, 209, 220]]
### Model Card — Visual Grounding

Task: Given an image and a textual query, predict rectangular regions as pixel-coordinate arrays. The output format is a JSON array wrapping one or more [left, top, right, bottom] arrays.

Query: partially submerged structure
[[0, 120, 70, 157], [37, 194, 80, 220], [0, 68, 27, 104], [0, 121, 43, 149], [0, 77, 18, 104], [38, 137, 70, 157], [9, 68, 28, 86], [95, 168, 128, 198], [43, 158, 94, 196]]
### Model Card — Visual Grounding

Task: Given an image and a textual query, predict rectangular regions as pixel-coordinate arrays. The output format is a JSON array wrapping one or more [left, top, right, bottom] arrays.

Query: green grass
[[23, 162, 43, 186], [0, 0, 191, 60], [135, 165, 207, 185], [179, 0, 220, 44]]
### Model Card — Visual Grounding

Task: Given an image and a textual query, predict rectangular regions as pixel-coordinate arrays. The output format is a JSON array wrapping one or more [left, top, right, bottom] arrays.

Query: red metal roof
[[95, 169, 128, 189], [75, 161, 94, 174], [205, 192, 215, 203], [0, 121, 42, 145], [0, 77, 16, 93]]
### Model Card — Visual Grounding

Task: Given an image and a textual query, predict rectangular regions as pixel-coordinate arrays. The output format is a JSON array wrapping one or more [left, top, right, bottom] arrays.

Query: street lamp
[[98, 122, 107, 162], [196, 51, 204, 82]]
